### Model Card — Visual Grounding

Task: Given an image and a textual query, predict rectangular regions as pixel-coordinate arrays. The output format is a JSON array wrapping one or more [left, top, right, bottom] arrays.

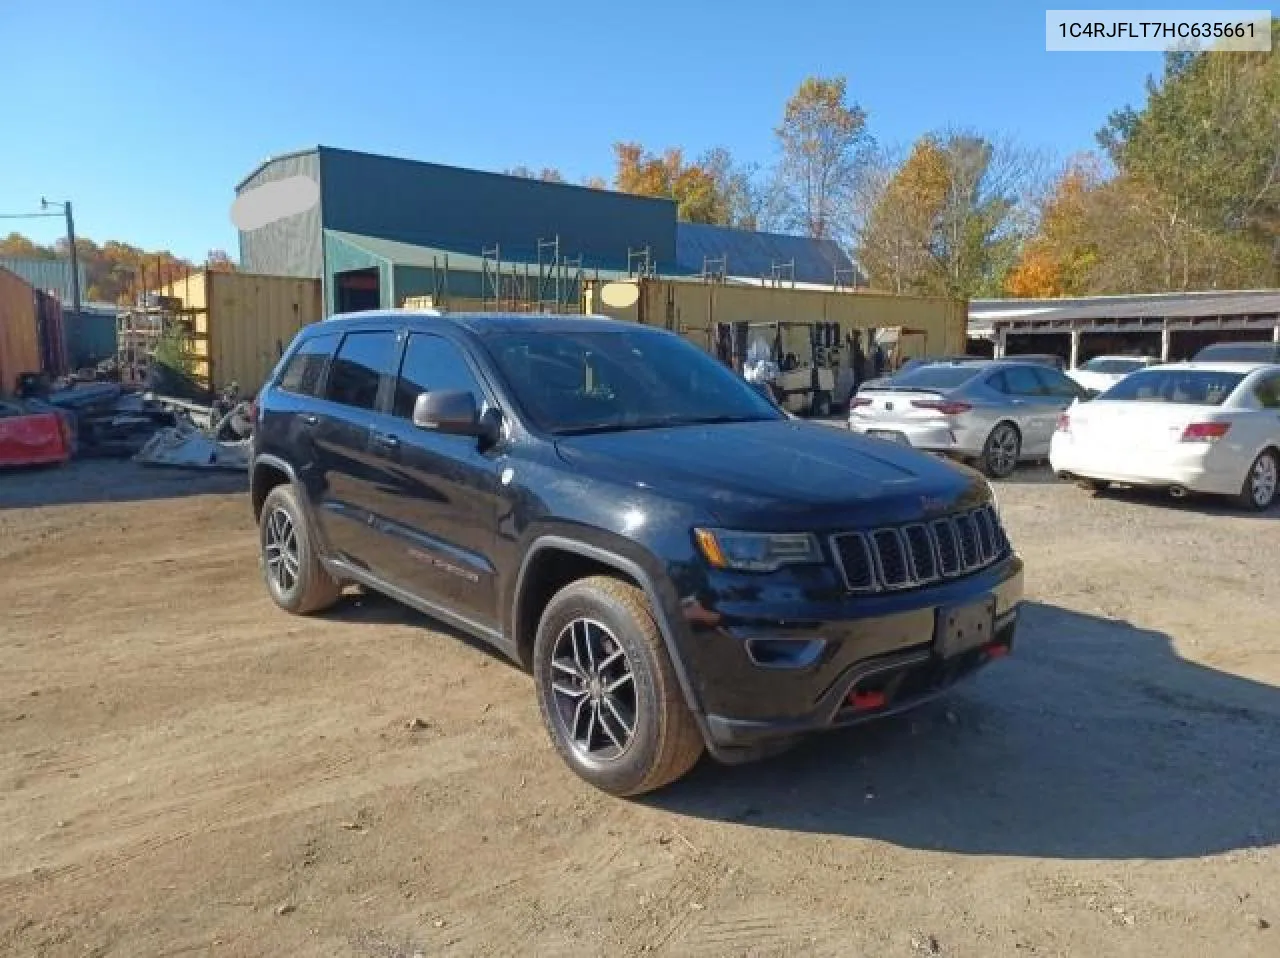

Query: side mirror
[[412, 390, 498, 441]]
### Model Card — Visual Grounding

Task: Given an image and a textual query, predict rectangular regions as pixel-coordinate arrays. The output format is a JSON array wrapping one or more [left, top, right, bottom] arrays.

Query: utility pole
[[41, 198, 81, 315]]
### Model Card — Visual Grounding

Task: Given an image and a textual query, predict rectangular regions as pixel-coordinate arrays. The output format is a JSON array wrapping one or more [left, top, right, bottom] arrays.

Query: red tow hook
[[984, 642, 1011, 659], [849, 689, 887, 711]]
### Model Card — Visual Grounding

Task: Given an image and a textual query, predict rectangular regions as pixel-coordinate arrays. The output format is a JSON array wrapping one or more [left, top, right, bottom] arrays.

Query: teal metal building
[[234, 145, 856, 315]]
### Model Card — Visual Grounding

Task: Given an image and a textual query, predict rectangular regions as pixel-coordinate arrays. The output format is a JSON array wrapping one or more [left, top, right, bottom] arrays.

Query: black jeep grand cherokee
[[251, 312, 1024, 795]]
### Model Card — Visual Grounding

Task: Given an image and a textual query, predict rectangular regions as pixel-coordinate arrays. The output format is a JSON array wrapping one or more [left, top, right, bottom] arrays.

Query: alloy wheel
[[987, 425, 1019, 476], [1252, 453, 1278, 508], [264, 506, 300, 594], [550, 618, 637, 761]]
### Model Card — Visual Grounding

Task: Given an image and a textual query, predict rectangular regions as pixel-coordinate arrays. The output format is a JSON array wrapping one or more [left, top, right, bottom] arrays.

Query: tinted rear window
[[278, 332, 339, 397], [1101, 369, 1245, 405], [324, 331, 398, 411], [887, 365, 984, 390]]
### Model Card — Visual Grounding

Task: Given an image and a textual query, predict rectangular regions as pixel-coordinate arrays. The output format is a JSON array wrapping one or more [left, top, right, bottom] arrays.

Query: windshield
[[1081, 358, 1148, 374], [883, 365, 985, 390], [482, 328, 783, 435], [1100, 368, 1245, 405]]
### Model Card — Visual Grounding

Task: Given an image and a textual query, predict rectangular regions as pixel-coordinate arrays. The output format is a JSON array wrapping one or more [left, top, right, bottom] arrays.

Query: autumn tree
[[0, 233, 56, 259], [858, 132, 1043, 297], [857, 140, 949, 294], [612, 143, 746, 225], [774, 75, 871, 241]]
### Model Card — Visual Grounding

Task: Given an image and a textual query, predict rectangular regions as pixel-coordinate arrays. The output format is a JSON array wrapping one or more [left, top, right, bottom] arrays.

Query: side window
[[393, 333, 486, 419], [277, 332, 339, 397], [1000, 366, 1047, 396], [1034, 367, 1082, 399], [324, 331, 398, 411], [1255, 375, 1280, 409]]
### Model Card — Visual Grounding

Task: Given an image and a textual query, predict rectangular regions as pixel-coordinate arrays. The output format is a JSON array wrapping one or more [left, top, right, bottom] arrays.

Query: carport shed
[[975, 291, 1280, 366]]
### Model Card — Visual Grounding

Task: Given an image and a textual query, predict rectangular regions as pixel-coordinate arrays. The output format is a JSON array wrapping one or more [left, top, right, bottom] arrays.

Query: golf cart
[[716, 319, 841, 417]]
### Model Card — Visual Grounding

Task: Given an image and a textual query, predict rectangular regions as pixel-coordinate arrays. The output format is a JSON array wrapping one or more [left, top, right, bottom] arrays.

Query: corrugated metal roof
[[675, 223, 857, 285], [0, 257, 86, 305], [988, 290, 1280, 325]]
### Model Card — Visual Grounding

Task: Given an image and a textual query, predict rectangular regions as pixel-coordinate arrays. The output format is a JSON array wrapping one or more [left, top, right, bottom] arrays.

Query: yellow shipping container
[[583, 278, 966, 360], [160, 271, 323, 394]]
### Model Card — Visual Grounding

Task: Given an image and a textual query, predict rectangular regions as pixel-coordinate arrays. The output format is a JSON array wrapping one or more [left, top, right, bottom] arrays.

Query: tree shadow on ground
[[652, 601, 1280, 861]]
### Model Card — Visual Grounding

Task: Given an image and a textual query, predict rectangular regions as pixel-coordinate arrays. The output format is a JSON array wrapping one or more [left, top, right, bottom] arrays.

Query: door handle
[[372, 431, 400, 449], [300, 413, 318, 425]]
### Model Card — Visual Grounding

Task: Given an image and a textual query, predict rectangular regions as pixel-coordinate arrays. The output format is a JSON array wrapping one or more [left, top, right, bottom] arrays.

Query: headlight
[[694, 528, 822, 572]]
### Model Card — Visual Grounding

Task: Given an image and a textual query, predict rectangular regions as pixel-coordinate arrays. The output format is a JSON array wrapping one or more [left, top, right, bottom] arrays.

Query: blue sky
[[1, 0, 1163, 261]]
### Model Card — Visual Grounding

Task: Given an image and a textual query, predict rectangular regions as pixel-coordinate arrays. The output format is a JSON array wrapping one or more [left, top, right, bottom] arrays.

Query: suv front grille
[[831, 503, 1008, 593]]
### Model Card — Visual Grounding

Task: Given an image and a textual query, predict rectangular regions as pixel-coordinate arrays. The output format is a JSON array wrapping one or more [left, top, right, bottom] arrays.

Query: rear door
[[989, 365, 1059, 452], [311, 328, 400, 573], [361, 331, 505, 630]]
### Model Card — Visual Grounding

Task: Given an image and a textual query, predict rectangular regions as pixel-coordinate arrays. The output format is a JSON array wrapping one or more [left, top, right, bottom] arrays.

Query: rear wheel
[[259, 484, 343, 614], [533, 576, 703, 796], [980, 422, 1021, 479], [1236, 449, 1278, 511]]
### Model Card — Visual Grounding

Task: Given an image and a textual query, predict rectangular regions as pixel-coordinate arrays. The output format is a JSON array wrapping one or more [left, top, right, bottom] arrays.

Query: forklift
[[715, 320, 842, 417]]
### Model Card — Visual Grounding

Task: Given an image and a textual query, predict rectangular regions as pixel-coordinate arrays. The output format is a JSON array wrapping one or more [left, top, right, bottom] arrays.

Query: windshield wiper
[[553, 419, 675, 436]]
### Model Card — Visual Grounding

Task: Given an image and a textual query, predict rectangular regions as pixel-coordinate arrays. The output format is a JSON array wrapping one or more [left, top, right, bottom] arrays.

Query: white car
[[1065, 355, 1158, 395], [1050, 362, 1280, 510]]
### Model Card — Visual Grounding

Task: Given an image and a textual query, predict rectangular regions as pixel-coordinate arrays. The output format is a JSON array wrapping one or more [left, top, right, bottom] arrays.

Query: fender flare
[[250, 454, 331, 554], [512, 535, 707, 729]]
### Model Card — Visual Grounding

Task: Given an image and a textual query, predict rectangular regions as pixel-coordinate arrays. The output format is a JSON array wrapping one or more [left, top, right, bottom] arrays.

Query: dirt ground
[[1, 459, 1278, 958]]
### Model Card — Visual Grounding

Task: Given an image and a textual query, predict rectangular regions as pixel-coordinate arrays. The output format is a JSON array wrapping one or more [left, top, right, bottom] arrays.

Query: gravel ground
[[0, 459, 1277, 957]]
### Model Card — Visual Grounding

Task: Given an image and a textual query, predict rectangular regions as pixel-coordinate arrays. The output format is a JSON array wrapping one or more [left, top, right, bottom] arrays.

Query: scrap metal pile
[[4, 377, 252, 472]]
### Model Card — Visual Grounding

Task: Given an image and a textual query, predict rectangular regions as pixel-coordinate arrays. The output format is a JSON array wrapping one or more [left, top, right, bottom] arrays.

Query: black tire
[[1077, 478, 1110, 494], [980, 421, 1022, 479], [259, 484, 343, 615], [532, 576, 704, 796], [810, 391, 832, 418], [1235, 448, 1279, 512]]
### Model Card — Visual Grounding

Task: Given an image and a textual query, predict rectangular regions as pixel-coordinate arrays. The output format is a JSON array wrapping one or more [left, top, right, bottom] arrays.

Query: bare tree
[[774, 76, 873, 243]]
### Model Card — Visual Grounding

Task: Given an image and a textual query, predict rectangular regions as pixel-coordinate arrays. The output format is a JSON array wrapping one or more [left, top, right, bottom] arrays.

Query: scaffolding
[[700, 254, 728, 284], [627, 247, 654, 279], [116, 297, 209, 394], [477, 238, 582, 313], [767, 260, 796, 289]]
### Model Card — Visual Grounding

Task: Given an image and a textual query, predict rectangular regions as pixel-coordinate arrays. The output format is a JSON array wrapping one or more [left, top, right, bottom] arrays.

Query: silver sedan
[[848, 360, 1090, 478]]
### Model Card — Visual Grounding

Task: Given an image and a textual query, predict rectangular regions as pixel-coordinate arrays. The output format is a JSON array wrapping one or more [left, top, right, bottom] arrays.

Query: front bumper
[[672, 555, 1024, 760]]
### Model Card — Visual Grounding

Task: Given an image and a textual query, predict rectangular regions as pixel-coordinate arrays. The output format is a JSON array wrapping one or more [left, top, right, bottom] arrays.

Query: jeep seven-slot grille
[[831, 503, 1008, 593]]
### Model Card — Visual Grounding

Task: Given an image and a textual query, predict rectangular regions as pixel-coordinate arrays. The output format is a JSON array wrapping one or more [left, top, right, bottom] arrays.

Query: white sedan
[[1065, 354, 1158, 395], [1050, 362, 1280, 511]]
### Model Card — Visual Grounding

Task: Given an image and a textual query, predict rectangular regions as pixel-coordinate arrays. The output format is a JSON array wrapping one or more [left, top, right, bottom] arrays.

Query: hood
[[554, 420, 986, 529]]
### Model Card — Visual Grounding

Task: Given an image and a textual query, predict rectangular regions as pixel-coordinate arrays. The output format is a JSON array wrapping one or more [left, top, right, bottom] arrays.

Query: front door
[[361, 331, 504, 630]]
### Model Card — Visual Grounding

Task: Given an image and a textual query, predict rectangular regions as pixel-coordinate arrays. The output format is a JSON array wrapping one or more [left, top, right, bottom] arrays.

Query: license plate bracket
[[935, 595, 997, 658], [867, 429, 910, 445]]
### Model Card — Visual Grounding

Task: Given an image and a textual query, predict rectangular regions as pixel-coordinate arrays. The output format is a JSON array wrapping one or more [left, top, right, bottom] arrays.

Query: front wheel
[[532, 576, 704, 796], [981, 422, 1022, 479], [1236, 449, 1278, 511]]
